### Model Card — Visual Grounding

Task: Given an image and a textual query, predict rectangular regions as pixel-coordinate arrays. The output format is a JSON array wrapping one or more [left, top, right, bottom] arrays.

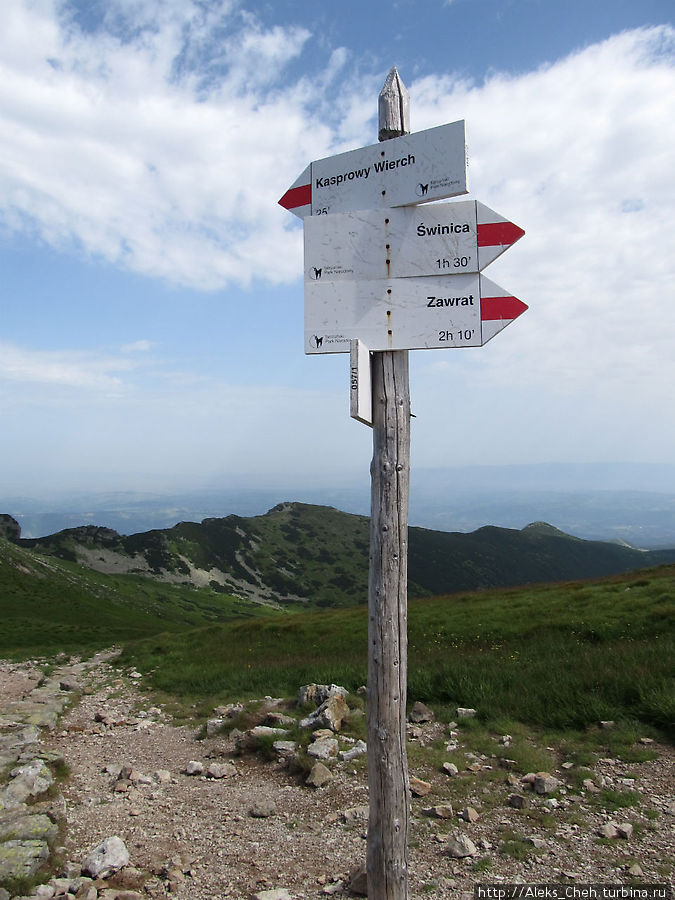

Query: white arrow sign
[[304, 200, 524, 280], [279, 120, 468, 218], [305, 274, 527, 354]]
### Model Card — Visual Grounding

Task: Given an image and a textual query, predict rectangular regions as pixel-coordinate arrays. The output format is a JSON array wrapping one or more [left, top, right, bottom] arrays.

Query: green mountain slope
[[122, 563, 675, 737], [14, 502, 675, 608], [0, 535, 268, 656]]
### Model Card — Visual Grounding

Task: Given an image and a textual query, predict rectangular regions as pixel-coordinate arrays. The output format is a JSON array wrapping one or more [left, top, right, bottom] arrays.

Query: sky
[[1, 0, 674, 498]]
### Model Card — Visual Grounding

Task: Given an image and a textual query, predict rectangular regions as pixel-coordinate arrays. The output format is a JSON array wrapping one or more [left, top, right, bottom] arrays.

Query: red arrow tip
[[477, 221, 525, 247], [279, 183, 312, 211], [481, 296, 528, 321]]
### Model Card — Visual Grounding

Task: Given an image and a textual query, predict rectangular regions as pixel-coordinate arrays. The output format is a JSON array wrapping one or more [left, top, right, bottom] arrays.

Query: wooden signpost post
[[366, 67, 412, 899], [280, 66, 527, 899]]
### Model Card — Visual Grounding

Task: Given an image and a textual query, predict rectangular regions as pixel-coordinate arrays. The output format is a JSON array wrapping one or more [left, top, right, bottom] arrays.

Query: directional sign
[[305, 274, 527, 354], [279, 120, 467, 219], [304, 200, 524, 281]]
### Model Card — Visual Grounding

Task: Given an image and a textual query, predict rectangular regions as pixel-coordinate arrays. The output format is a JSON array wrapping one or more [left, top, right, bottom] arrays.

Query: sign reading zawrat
[[304, 273, 527, 353], [279, 120, 468, 218]]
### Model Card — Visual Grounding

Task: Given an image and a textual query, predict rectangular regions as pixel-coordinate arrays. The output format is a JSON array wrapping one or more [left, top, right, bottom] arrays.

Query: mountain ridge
[[6, 502, 675, 610]]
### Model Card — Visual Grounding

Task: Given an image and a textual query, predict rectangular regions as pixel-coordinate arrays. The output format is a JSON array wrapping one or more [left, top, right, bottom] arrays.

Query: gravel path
[[1, 654, 673, 899]]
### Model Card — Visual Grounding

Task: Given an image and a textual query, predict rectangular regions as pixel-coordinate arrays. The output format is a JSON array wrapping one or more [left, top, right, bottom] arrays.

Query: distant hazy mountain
[[12, 501, 675, 609], [3, 462, 675, 547]]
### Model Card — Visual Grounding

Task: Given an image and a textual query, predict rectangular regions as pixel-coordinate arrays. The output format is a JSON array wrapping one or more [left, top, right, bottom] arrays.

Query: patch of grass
[[498, 830, 533, 861], [595, 788, 641, 811], [119, 564, 675, 739], [471, 857, 493, 873]]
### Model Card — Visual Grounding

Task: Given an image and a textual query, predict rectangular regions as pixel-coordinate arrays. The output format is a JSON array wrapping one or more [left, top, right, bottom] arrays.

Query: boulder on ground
[[82, 836, 130, 878], [409, 701, 435, 723], [306, 762, 334, 788]]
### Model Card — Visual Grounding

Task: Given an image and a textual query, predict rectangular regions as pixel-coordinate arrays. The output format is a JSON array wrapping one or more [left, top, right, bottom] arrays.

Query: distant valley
[[4, 463, 675, 547]]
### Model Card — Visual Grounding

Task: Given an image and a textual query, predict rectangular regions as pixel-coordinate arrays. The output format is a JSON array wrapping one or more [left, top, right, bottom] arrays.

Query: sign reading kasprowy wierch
[[279, 120, 467, 218], [303, 200, 524, 279], [305, 274, 527, 354]]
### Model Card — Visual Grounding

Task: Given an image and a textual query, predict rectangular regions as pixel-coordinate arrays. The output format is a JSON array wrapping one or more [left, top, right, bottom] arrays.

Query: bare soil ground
[[2, 655, 674, 899]]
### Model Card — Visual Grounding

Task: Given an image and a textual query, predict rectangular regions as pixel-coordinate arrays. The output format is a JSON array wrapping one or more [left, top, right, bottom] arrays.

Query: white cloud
[[407, 26, 675, 403], [0, 0, 335, 288], [121, 340, 153, 353], [0, 340, 136, 391]]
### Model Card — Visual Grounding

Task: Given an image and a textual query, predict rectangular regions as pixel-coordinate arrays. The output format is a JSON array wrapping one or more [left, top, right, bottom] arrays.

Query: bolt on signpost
[[280, 67, 527, 899]]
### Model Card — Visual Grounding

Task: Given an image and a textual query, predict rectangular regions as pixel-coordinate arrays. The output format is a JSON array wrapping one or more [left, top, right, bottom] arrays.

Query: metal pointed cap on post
[[378, 67, 410, 141]]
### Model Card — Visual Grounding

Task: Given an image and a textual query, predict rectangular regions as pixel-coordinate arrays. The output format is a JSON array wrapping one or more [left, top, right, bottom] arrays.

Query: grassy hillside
[[19, 502, 675, 609], [0, 536, 270, 657], [122, 564, 675, 739]]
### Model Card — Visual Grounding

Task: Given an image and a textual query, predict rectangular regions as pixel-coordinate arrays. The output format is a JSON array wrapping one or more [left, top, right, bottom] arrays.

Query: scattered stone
[[7, 758, 54, 801], [599, 720, 615, 729], [338, 739, 367, 762], [204, 717, 225, 737], [307, 738, 338, 760], [639, 737, 654, 745], [597, 823, 619, 839], [81, 836, 130, 878], [409, 776, 431, 797], [525, 836, 547, 850], [409, 701, 435, 723], [306, 763, 333, 788], [0, 838, 50, 880], [298, 684, 348, 707], [442, 762, 459, 776], [459, 806, 479, 823], [183, 760, 204, 776], [0, 811, 58, 844], [342, 807, 369, 826], [628, 863, 644, 877], [59, 678, 82, 692], [250, 799, 277, 818], [34, 884, 56, 899], [205, 762, 237, 779], [423, 805, 454, 819], [533, 773, 559, 795], [252, 891, 292, 900], [444, 834, 477, 858], [617, 823, 634, 839], [266, 712, 296, 728], [236, 726, 290, 753], [456, 707, 477, 718], [154, 769, 171, 784], [300, 694, 349, 732], [273, 740, 297, 757], [507, 794, 529, 810], [583, 779, 600, 793]]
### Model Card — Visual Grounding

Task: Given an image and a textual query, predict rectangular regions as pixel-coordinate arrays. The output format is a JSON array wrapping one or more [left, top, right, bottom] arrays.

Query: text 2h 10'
[[438, 329, 475, 342]]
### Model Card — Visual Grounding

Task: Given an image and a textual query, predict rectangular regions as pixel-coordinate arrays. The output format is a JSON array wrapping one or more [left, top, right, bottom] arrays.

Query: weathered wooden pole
[[367, 66, 411, 900]]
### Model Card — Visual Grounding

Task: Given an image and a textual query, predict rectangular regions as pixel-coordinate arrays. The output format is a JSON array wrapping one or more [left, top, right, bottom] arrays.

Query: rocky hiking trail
[[0, 653, 673, 900]]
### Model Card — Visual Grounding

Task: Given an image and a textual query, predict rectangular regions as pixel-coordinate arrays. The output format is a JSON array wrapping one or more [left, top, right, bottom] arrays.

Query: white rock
[[444, 834, 477, 858], [307, 738, 338, 760], [82, 836, 130, 878], [339, 740, 367, 761]]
